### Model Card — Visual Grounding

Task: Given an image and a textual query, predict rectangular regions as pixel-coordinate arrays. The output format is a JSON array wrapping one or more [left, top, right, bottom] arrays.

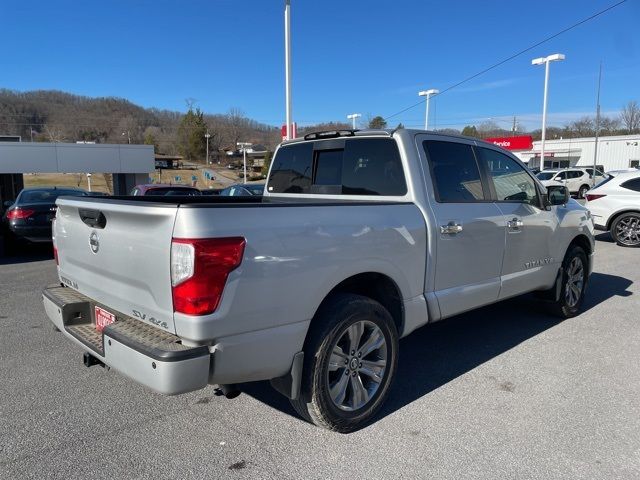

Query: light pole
[[418, 89, 439, 130], [347, 113, 361, 129], [237, 142, 252, 184], [532, 53, 565, 169], [86, 173, 92, 192], [284, 0, 293, 140], [121, 131, 131, 144], [205, 131, 211, 165]]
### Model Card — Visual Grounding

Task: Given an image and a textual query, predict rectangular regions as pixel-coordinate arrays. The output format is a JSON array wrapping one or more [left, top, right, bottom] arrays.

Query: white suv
[[585, 169, 640, 247], [536, 168, 605, 198]]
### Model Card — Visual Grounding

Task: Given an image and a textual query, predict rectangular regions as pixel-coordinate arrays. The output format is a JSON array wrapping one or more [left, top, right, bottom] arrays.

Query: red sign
[[281, 123, 298, 141], [485, 135, 533, 151]]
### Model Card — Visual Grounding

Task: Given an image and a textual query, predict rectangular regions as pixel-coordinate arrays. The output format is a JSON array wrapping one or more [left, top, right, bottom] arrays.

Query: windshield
[[19, 189, 85, 204], [536, 172, 556, 180]]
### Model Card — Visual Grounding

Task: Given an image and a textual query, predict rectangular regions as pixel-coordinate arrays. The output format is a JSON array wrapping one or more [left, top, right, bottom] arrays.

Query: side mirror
[[3, 200, 13, 208], [547, 185, 570, 206]]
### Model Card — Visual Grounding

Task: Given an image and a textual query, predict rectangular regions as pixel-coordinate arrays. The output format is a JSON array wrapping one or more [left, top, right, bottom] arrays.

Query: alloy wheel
[[565, 257, 585, 308], [615, 216, 640, 246], [326, 320, 388, 412]]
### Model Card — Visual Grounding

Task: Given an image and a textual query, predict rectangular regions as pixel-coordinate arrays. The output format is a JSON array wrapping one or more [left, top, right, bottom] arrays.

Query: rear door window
[[422, 140, 485, 202]]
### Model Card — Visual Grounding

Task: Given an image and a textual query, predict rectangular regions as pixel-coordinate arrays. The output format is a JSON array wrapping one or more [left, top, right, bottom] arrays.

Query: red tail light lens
[[53, 245, 59, 265], [585, 194, 606, 202], [7, 208, 35, 220], [171, 237, 246, 316]]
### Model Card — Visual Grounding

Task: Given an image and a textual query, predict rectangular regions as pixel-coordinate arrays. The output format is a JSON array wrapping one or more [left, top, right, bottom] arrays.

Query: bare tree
[[225, 107, 248, 149], [620, 100, 640, 133], [565, 117, 595, 138], [599, 116, 621, 135], [44, 124, 67, 142]]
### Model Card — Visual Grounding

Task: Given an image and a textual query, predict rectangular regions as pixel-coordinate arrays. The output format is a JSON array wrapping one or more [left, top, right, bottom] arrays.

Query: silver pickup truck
[[43, 129, 595, 432]]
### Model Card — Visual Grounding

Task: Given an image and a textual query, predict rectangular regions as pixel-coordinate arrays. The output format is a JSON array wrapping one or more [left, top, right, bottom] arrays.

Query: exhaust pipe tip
[[215, 384, 241, 399]]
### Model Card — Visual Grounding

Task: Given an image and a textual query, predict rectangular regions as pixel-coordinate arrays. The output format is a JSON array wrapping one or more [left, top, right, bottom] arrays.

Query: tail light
[[7, 208, 35, 220], [171, 237, 246, 315], [53, 245, 59, 265], [585, 193, 606, 202]]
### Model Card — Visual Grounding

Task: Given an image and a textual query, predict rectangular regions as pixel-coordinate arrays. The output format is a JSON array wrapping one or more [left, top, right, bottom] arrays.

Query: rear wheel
[[291, 293, 398, 433], [578, 184, 590, 199], [610, 212, 640, 247], [547, 246, 588, 318]]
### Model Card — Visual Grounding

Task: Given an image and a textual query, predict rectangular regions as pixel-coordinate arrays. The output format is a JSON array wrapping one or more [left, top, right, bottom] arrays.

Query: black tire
[[610, 212, 640, 248], [290, 293, 399, 433], [578, 184, 590, 199], [547, 246, 588, 318]]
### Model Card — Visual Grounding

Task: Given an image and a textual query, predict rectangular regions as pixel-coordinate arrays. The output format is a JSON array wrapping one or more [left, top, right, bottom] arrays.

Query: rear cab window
[[267, 138, 407, 196]]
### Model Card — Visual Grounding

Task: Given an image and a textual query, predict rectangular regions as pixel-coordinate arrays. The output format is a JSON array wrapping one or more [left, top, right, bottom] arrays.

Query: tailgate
[[54, 197, 179, 333]]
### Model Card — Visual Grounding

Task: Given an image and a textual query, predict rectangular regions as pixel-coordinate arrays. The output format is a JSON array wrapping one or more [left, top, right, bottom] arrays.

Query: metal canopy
[[0, 142, 154, 174]]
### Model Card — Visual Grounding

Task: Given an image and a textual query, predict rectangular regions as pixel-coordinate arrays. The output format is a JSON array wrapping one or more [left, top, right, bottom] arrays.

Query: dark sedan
[[1, 187, 86, 253]]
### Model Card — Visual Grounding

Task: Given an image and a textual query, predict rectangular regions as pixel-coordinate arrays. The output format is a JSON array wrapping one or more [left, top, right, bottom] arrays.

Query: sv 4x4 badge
[[132, 309, 168, 330]]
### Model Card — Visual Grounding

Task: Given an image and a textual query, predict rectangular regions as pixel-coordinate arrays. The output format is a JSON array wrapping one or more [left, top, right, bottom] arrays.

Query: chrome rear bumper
[[42, 285, 210, 395]]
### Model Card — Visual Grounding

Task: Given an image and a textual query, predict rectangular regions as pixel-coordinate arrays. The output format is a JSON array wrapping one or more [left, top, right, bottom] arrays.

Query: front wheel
[[547, 246, 588, 318], [578, 184, 590, 199], [610, 213, 640, 247], [291, 293, 398, 433]]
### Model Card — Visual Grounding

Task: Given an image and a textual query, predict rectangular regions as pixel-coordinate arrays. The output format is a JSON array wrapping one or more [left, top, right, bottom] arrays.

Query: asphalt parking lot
[[1, 234, 639, 479]]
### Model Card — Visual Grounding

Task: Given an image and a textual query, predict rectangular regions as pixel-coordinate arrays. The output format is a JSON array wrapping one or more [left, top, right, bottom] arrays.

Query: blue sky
[[1, 0, 638, 131]]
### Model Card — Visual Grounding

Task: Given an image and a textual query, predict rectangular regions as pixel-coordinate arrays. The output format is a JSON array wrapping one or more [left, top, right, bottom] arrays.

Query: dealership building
[[485, 134, 640, 172]]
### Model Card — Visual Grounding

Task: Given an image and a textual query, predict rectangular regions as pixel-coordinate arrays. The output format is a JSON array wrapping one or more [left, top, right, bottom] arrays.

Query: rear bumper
[[42, 285, 210, 395], [8, 224, 52, 242]]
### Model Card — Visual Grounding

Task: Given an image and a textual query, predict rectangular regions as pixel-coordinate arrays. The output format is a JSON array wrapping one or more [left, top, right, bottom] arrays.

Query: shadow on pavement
[[0, 240, 54, 265], [595, 231, 614, 243], [242, 271, 633, 429]]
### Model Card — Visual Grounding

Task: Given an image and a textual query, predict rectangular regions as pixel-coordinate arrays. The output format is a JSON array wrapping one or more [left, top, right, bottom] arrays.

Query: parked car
[[43, 129, 594, 432], [1, 187, 86, 253], [585, 169, 640, 247], [536, 167, 606, 198], [200, 188, 224, 196], [130, 184, 201, 196], [219, 183, 265, 196]]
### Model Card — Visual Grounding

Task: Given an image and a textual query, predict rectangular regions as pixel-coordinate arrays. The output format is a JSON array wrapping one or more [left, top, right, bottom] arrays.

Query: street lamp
[[204, 131, 211, 165], [418, 89, 439, 130], [284, 0, 293, 140], [347, 113, 361, 129], [121, 131, 131, 144], [532, 53, 565, 168], [86, 173, 92, 192], [237, 142, 252, 184]]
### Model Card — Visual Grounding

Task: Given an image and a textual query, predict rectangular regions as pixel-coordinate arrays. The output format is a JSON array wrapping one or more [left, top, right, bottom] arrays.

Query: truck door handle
[[507, 218, 524, 229], [440, 222, 463, 235]]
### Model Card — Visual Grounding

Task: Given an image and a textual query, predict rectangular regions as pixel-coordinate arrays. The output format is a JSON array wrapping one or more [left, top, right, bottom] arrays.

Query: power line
[[383, 0, 627, 122]]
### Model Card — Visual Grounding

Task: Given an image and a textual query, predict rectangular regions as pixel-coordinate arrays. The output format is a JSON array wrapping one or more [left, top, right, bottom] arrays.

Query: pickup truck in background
[[43, 129, 595, 432]]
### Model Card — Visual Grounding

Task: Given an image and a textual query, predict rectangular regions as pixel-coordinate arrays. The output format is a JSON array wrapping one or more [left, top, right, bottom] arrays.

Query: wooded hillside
[[0, 89, 282, 158]]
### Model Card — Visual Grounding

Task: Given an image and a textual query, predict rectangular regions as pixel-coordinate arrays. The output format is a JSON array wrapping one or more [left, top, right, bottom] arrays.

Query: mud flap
[[270, 351, 304, 400]]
